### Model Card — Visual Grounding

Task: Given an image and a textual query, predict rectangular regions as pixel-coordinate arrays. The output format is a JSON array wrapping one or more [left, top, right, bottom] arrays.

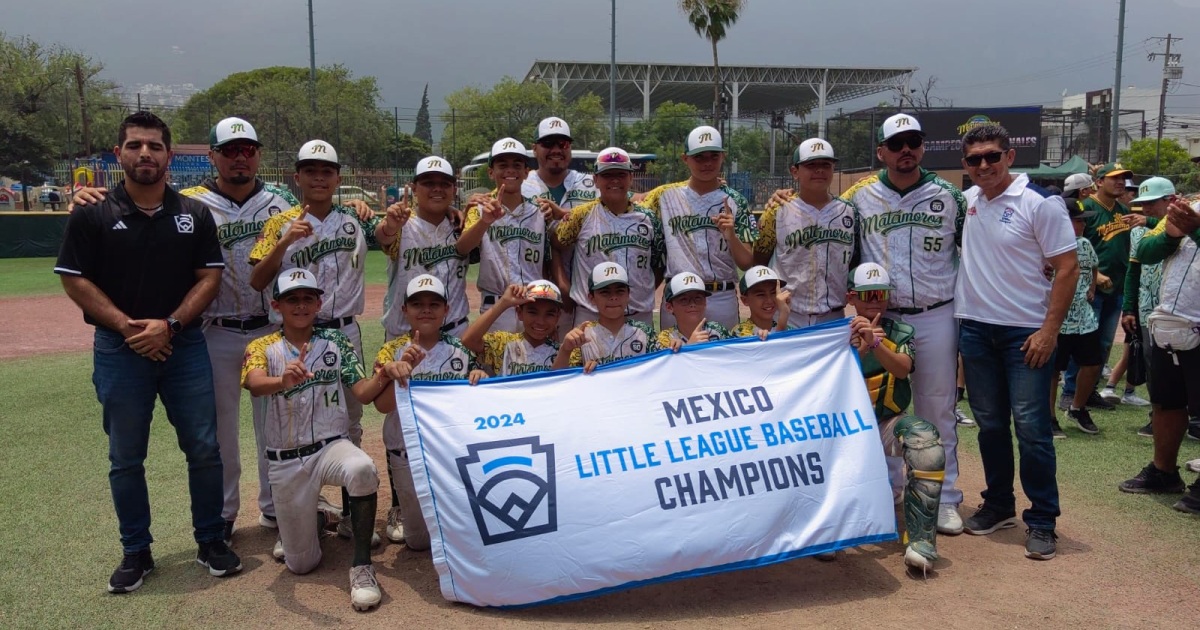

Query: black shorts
[[1055, 329, 1103, 372], [1149, 344, 1200, 411]]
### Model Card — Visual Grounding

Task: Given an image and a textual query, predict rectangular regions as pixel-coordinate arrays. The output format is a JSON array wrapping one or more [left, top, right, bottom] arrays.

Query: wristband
[[868, 337, 882, 351]]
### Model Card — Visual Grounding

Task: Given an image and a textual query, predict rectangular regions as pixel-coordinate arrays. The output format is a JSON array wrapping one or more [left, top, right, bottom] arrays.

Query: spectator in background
[[1050, 201, 1103, 437], [1063, 173, 1095, 201]]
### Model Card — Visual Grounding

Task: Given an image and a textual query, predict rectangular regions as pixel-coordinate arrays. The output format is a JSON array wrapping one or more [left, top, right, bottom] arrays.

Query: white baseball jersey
[[842, 169, 967, 309], [249, 205, 380, 323], [479, 331, 559, 376], [522, 169, 597, 210], [642, 182, 757, 282], [240, 328, 366, 450], [464, 197, 550, 296], [755, 195, 858, 315], [181, 179, 299, 320], [375, 332, 479, 381], [568, 320, 660, 366], [1145, 210, 1200, 322], [556, 200, 665, 315], [381, 214, 469, 337]]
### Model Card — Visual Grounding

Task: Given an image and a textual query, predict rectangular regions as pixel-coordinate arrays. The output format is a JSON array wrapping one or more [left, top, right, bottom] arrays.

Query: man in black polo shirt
[[55, 111, 242, 594]]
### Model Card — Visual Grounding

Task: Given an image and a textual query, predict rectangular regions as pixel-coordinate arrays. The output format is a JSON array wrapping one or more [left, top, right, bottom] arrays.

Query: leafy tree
[[726, 126, 770, 173], [1119, 138, 1199, 193], [679, 0, 746, 124], [618, 101, 706, 181], [389, 133, 432, 169], [414, 84, 433, 146]]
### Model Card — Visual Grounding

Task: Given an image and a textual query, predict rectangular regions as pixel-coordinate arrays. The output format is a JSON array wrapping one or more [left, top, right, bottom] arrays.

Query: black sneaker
[[196, 540, 243, 577], [1056, 392, 1072, 411], [1174, 480, 1200, 515], [108, 549, 154, 594], [963, 503, 1018, 535], [1085, 391, 1116, 411], [1187, 422, 1200, 442], [1068, 408, 1100, 434], [1137, 421, 1153, 437], [1050, 417, 1067, 440], [1025, 528, 1057, 560], [222, 520, 235, 544], [1118, 462, 1186, 494]]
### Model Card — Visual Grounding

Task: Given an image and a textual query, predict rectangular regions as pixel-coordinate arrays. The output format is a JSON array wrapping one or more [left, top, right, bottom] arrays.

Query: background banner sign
[[397, 320, 897, 607], [917, 107, 1043, 169]]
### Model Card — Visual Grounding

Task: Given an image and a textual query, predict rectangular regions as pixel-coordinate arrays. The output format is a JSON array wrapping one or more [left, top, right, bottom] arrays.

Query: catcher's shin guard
[[894, 416, 944, 571]]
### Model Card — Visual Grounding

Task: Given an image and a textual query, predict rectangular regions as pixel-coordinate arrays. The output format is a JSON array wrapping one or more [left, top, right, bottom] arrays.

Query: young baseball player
[[553, 261, 660, 373], [1050, 201, 1104, 437], [552, 148, 665, 327], [733, 265, 793, 340], [657, 271, 731, 351], [248, 139, 384, 544], [641, 126, 758, 329], [373, 274, 487, 552], [461, 280, 564, 376], [241, 268, 391, 611], [379, 156, 470, 339], [457, 139, 553, 333], [845, 262, 945, 574], [754, 138, 858, 328]]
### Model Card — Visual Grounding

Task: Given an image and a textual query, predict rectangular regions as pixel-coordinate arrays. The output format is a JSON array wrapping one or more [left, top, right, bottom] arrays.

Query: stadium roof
[[525, 61, 917, 132]]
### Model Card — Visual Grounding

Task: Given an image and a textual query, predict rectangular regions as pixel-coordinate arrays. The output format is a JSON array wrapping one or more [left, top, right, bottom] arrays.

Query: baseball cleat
[[385, 507, 405, 544], [259, 513, 278, 529], [349, 565, 382, 611], [904, 546, 935, 575], [272, 538, 285, 561]]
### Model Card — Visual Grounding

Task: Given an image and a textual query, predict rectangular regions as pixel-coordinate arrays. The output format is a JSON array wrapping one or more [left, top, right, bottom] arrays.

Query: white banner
[[397, 319, 897, 607]]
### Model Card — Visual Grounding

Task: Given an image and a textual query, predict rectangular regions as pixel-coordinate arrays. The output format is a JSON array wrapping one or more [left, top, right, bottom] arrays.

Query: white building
[[1045, 86, 1200, 164]]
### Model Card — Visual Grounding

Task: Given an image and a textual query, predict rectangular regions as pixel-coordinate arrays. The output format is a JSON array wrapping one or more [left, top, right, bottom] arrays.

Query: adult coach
[[55, 111, 242, 593], [840, 113, 968, 535], [955, 123, 1078, 561]]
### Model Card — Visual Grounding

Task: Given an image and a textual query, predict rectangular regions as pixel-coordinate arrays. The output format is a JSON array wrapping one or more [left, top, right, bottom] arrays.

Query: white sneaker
[[385, 507, 405, 544], [349, 565, 382, 611], [272, 538, 284, 561], [1186, 458, 1200, 474], [337, 518, 383, 548], [1101, 366, 1112, 379], [936, 504, 963, 535], [1121, 392, 1151, 407], [1099, 387, 1121, 404], [259, 514, 278, 529], [955, 407, 976, 427]]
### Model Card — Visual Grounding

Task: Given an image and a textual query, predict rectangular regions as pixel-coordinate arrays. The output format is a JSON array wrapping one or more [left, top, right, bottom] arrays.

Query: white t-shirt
[[955, 174, 1076, 328]]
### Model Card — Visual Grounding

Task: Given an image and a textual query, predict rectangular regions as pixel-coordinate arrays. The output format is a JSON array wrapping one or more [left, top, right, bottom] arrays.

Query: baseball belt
[[705, 280, 736, 292], [892, 298, 953, 316], [212, 315, 271, 331], [440, 316, 469, 332], [314, 316, 356, 329], [265, 435, 342, 461]]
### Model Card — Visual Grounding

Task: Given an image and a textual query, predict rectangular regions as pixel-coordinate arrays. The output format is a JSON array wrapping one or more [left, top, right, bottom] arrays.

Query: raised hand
[[688, 320, 712, 344], [561, 325, 588, 352], [713, 198, 735, 236], [498, 284, 534, 309], [281, 205, 314, 247], [481, 196, 505, 225], [281, 343, 314, 389], [535, 197, 567, 222], [384, 186, 412, 232], [775, 281, 792, 310]]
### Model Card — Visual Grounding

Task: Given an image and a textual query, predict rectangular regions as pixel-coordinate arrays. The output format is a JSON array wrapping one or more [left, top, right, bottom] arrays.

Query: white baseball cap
[[848, 262, 893, 291], [739, 265, 787, 293], [536, 117, 572, 142], [414, 156, 456, 181], [525, 279, 564, 304], [878, 113, 925, 143], [404, 274, 447, 301], [588, 261, 629, 291], [793, 137, 838, 165], [1063, 173, 1094, 194], [594, 147, 633, 173], [663, 272, 710, 302], [489, 138, 529, 166], [274, 268, 324, 299], [296, 139, 339, 168], [686, 125, 725, 156], [210, 117, 260, 148]]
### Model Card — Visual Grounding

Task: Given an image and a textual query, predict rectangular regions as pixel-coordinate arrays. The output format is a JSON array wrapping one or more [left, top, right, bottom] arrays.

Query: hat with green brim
[[848, 262, 893, 291], [1096, 162, 1130, 179], [663, 272, 710, 302], [588, 261, 629, 291]]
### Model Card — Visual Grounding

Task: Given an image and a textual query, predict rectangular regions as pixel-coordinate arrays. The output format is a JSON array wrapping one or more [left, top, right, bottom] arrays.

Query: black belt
[[212, 316, 271, 331], [266, 436, 342, 461], [482, 295, 497, 306], [705, 281, 736, 292], [892, 299, 953, 316], [441, 316, 469, 332], [314, 316, 355, 329]]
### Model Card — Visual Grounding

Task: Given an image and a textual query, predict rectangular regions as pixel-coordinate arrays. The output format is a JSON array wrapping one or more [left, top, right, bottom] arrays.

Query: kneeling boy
[[553, 262, 660, 373]]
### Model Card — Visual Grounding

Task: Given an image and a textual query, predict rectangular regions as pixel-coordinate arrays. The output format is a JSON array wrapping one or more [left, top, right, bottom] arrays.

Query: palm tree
[[679, 0, 746, 125]]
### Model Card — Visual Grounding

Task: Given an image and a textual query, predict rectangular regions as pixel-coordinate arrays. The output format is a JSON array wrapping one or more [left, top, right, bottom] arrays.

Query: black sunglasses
[[964, 151, 1005, 167], [537, 138, 570, 149], [884, 135, 923, 152]]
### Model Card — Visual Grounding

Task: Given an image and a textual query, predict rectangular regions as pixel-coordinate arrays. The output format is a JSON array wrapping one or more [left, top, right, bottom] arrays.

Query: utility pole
[[609, 0, 617, 146], [308, 0, 318, 114], [73, 61, 92, 157], [64, 84, 73, 169], [1148, 34, 1183, 174], [1109, 0, 1126, 161]]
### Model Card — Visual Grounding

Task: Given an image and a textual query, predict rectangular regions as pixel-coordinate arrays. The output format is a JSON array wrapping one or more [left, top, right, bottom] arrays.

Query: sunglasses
[[537, 139, 570, 150], [885, 135, 923, 152], [217, 144, 258, 159], [964, 151, 1005, 167], [854, 290, 890, 302], [598, 151, 630, 165]]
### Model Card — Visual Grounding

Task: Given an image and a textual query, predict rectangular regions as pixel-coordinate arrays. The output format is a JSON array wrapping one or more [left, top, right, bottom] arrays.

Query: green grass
[[0, 257, 63, 297]]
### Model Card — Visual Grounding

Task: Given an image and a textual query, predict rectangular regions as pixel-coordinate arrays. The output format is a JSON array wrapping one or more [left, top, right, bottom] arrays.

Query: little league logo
[[341, 222, 357, 236], [451, 357, 464, 372], [174, 214, 194, 234], [322, 351, 337, 367], [842, 216, 854, 228], [929, 200, 945, 213], [999, 208, 1015, 224], [631, 340, 644, 353], [456, 437, 557, 546]]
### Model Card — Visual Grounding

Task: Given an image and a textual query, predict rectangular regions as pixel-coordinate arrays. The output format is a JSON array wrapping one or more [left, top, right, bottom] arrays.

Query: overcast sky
[[12, 0, 1200, 131]]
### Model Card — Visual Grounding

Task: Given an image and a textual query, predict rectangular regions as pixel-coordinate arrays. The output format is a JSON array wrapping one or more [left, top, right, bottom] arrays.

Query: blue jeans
[[1062, 289, 1121, 395], [958, 319, 1060, 531], [93, 327, 224, 553]]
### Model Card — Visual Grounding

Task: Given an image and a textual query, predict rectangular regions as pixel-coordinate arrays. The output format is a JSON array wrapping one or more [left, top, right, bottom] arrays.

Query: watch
[[166, 317, 183, 336]]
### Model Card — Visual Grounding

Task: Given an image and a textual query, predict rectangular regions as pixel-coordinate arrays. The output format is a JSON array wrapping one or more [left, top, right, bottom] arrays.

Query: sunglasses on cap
[[885, 135, 923, 152], [598, 151, 630, 165], [964, 151, 1005, 167], [537, 138, 570, 149], [217, 144, 258, 159], [854, 289, 890, 302]]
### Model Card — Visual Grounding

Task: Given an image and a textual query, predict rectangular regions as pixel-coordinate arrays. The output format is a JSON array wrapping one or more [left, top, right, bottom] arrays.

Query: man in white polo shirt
[[954, 123, 1079, 562]]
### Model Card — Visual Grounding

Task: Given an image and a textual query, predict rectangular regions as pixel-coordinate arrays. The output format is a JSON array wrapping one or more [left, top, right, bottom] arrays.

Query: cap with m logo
[[210, 116, 260, 148], [878, 113, 925, 143], [848, 262, 893, 291], [665, 271, 711, 302], [404, 274, 447, 301], [296, 139, 340, 168], [274, 267, 324, 299], [536, 117, 573, 142], [588, 261, 630, 292], [489, 138, 528, 166], [739, 265, 787, 294], [793, 137, 839, 166], [686, 125, 726, 156], [415, 155, 456, 181]]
